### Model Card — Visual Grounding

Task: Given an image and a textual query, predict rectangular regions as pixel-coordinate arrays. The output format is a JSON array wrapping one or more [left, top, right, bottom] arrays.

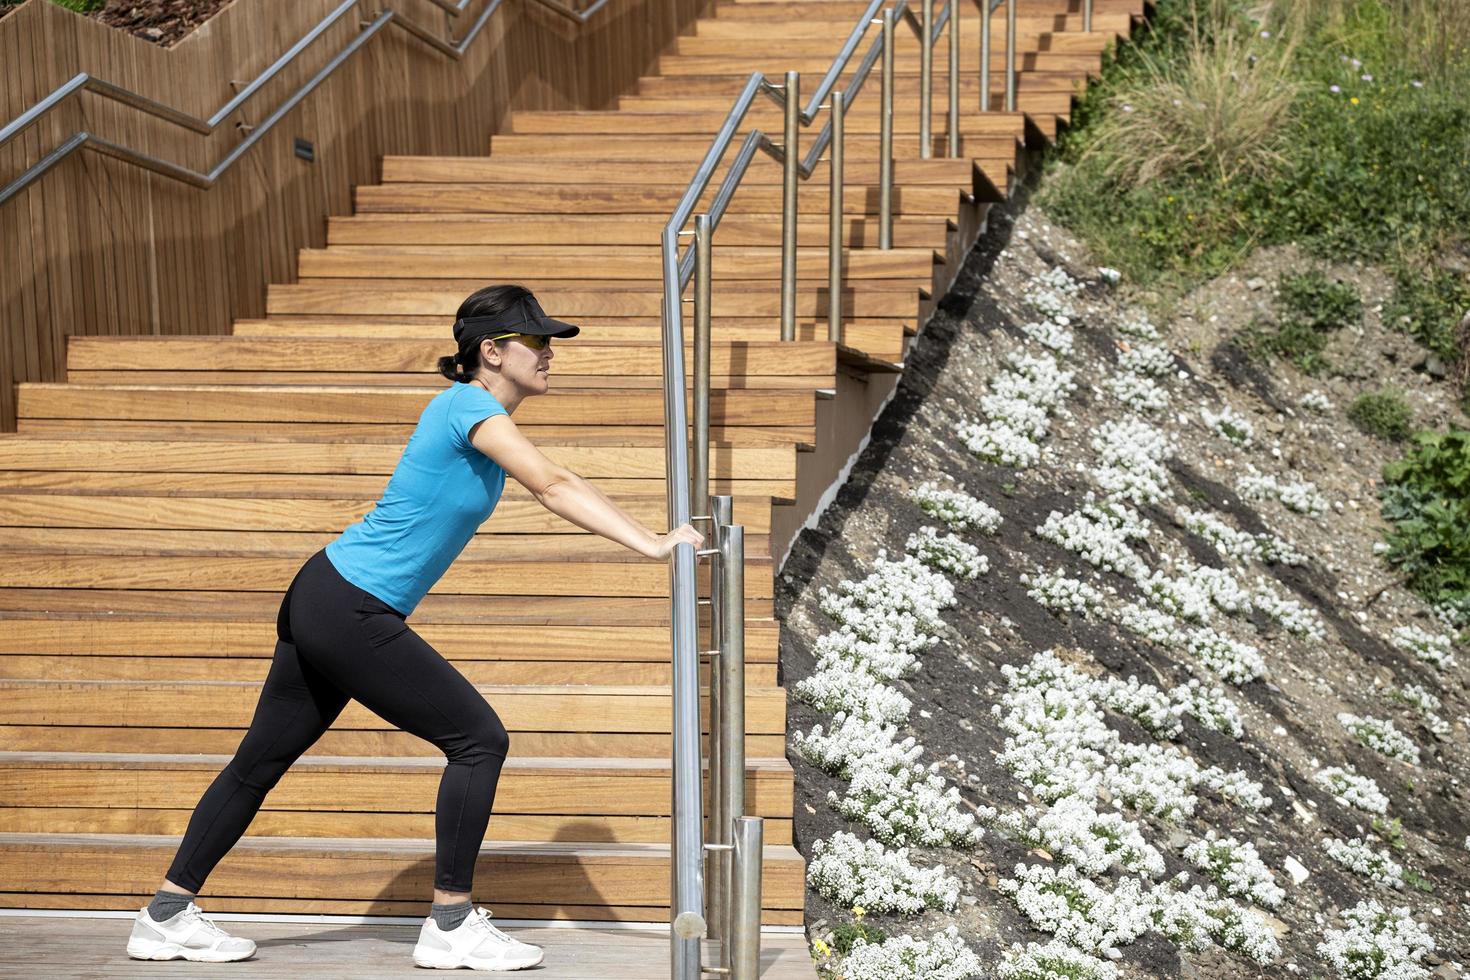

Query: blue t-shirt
[[325, 383, 509, 615]]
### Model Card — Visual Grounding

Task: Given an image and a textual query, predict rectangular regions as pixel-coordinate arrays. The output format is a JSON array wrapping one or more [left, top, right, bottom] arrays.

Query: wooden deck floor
[[0, 914, 815, 978]]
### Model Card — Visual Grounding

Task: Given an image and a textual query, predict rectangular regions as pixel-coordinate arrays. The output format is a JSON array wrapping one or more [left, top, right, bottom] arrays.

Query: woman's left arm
[[468, 414, 703, 559]]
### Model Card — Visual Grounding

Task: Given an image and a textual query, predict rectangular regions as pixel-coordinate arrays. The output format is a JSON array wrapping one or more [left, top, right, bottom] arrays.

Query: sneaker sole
[[126, 940, 256, 963], [412, 948, 544, 971]]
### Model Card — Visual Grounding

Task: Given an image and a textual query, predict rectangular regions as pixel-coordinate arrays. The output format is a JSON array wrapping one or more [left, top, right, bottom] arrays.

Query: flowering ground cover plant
[[780, 205, 1467, 979]]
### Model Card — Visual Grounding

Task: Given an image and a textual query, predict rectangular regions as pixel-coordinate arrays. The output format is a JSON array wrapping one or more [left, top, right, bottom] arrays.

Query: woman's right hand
[[649, 524, 704, 560]]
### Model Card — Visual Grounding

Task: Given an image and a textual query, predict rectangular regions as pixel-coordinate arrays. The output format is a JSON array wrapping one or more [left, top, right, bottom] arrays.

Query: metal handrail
[[0, 0, 610, 208], [659, 3, 969, 977]]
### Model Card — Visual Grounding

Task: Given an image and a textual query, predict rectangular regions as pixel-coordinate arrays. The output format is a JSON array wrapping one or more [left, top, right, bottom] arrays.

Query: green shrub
[[1348, 389, 1414, 440], [1385, 267, 1470, 366], [829, 922, 887, 955], [1041, 0, 1470, 295], [1380, 428, 1470, 623], [1244, 270, 1362, 372]]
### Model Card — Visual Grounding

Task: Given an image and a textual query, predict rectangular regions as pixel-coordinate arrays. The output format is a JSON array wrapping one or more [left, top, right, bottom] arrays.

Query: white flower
[[794, 664, 911, 723], [1092, 417, 1174, 505], [841, 927, 981, 980], [910, 482, 1002, 533], [1388, 624, 1457, 669], [791, 712, 920, 777], [1170, 678, 1246, 738], [1020, 318, 1075, 354], [1097, 267, 1122, 286], [1184, 831, 1286, 908], [1322, 837, 1404, 889], [1117, 342, 1175, 377], [999, 940, 1118, 980], [1338, 713, 1420, 765], [907, 526, 987, 580], [1236, 466, 1328, 516], [807, 831, 961, 912], [1105, 372, 1171, 413], [1202, 405, 1256, 446], [1317, 900, 1435, 979], [999, 864, 1156, 952], [1300, 390, 1333, 413], [832, 757, 982, 848], [1036, 495, 1150, 578], [1117, 310, 1161, 340], [1113, 600, 1185, 647], [1187, 627, 1267, 684], [1314, 766, 1390, 815], [995, 796, 1166, 878], [1023, 568, 1108, 616]]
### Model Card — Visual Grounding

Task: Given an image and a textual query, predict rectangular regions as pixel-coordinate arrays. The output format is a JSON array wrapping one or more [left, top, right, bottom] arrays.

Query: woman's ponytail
[[439, 348, 478, 383]]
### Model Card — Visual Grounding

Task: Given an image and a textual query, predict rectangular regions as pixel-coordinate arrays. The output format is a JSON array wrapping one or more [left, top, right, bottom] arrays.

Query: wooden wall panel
[[0, 0, 709, 431]]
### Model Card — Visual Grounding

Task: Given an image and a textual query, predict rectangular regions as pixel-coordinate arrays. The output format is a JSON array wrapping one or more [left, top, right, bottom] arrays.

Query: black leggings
[[166, 548, 510, 895]]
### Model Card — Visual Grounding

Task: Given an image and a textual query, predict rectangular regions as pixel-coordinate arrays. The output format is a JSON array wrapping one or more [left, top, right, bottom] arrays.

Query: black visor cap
[[454, 294, 581, 344]]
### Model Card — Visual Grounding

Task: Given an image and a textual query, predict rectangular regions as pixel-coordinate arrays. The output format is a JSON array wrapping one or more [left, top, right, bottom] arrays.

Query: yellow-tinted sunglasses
[[488, 332, 552, 351]]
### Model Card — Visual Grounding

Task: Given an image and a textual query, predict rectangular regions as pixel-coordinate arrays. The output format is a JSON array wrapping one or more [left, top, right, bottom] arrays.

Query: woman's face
[[483, 335, 553, 396]]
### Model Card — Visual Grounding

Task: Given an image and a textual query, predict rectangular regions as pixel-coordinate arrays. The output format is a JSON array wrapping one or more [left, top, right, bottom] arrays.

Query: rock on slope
[[778, 201, 1469, 979]]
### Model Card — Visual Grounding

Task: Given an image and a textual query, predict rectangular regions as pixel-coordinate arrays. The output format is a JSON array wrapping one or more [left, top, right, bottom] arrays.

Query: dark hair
[[438, 284, 535, 383]]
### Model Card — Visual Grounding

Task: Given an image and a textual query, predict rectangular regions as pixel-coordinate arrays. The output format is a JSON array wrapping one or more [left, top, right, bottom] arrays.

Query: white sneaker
[[412, 906, 544, 971], [126, 901, 257, 962]]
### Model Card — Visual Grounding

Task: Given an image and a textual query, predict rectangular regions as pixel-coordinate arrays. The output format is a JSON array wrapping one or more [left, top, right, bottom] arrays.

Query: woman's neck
[[471, 374, 522, 414]]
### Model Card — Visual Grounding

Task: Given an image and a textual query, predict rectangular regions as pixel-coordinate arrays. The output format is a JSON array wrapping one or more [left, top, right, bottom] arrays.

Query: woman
[[125, 284, 703, 971]]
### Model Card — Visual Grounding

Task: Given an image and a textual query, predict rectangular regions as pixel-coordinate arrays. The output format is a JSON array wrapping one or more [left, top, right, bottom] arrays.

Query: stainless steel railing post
[[947, 0, 960, 157], [717, 522, 748, 967], [1084, 0, 1093, 34], [919, 0, 933, 159], [729, 815, 764, 980], [878, 8, 895, 250], [692, 213, 712, 522], [658, 226, 706, 980], [980, 0, 992, 112], [1005, 0, 1016, 112], [827, 88, 845, 344], [780, 71, 800, 341]]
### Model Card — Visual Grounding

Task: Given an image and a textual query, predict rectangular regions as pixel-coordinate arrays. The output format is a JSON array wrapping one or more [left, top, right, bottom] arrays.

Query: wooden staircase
[[0, 0, 1142, 955]]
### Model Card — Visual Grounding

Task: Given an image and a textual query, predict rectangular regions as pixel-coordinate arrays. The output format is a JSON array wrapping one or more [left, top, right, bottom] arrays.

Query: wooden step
[[353, 181, 983, 216], [295, 243, 940, 283], [66, 336, 843, 380], [0, 553, 773, 600], [0, 481, 787, 519], [0, 753, 794, 845], [0, 530, 776, 565], [0, 614, 778, 656], [487, 132, 1011, 163], [0, 652, 779, 687], [8, 418, 825, 451], [0, 491, 778, 540], [265, 285, 922, 319], [620, 90, 1076, 116], [15, 384, 818, 428], [0, 833, 805, 924], [0, 682, 784, 758], [506, 107, 1028, 136], [0, 589, 774, 627], [668, 28, 1109, 54], [649, 50, 1102, 77], [0, 681, 788, 735], [380, 156, 979, 187], [698, 6, 1131, 28], [633, 71, 1087, 96], [0, 436, 796, 480]]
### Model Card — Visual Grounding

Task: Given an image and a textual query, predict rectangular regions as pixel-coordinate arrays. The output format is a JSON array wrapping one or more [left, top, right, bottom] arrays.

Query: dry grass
[[1079, 8, 1300, 188]]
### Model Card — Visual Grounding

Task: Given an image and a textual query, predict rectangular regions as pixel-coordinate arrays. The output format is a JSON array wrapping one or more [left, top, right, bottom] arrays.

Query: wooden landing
[[0, 914, 815, 979]]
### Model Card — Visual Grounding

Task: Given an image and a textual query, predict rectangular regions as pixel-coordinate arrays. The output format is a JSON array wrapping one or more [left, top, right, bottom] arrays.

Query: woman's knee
[[447, 710, 510, 762]]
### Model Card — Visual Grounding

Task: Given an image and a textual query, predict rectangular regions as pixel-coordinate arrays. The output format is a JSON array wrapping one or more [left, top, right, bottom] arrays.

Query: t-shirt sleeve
[[447, 386, 509, 454]]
